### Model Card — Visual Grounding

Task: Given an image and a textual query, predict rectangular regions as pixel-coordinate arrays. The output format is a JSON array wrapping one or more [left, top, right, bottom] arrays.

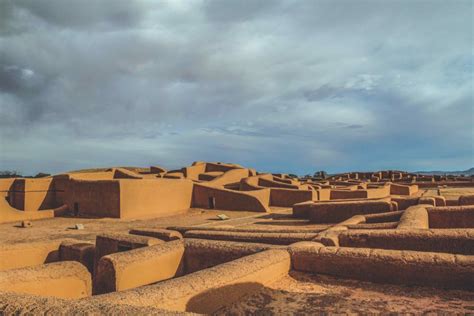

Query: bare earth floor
[[216, 271, 474, 315]]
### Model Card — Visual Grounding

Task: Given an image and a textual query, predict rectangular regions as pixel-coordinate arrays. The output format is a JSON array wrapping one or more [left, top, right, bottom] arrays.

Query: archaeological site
[[0, 161, 473, 314]]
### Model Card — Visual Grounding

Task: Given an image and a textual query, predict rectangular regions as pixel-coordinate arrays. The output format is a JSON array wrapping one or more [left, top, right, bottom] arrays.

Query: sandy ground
[[0, 209, 262, 245], [216, 271, 474, 315], [0, 207, 328, 245]]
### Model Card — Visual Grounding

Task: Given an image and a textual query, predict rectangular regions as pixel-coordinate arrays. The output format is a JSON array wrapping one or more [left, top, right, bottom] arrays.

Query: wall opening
[[208, 197, 215, 209], [74, 202, 79, 216]]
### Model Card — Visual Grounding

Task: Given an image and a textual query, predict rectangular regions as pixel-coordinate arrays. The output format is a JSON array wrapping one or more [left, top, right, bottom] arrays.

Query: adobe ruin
[[0, 162, 473, 314]]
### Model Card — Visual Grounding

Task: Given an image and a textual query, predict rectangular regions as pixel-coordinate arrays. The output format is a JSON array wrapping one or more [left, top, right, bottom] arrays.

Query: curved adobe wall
[[89, 249, 291, 314], [0, 261, 91, 299], [289, 242, 474, 290]]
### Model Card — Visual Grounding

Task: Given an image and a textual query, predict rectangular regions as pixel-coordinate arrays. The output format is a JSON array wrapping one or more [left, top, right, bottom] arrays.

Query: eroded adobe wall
[[428, 206, 474, 228], [289, 242, 474, 290], [338, 229, 474, 255], [119, 179, 193, 219], [95, 240, 185, 294], [294, 200, 394, 223], [269, 188, 315, 207], [192, 183, 270, 212], [88, 249, 291, 314], [0, 240, 64, 271], [0, 261, 91, 299], [65, 180, 121, 218]]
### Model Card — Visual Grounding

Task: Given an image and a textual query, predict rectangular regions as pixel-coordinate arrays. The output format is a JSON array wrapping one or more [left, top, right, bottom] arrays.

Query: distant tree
[[0, 170, 22, 178], [34, 172, 51, 178], [313, 171, 327, 179]]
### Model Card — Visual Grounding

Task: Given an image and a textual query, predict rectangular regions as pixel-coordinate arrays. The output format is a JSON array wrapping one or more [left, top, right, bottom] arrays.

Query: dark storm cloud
[[0, 0, 472, 175]]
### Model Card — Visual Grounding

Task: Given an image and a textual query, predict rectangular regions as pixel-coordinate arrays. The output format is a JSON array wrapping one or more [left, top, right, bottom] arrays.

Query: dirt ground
[[216, 271, 474, 315]]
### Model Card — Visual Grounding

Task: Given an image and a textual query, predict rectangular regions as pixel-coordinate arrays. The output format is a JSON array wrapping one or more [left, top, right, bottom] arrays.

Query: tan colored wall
[[294, 200, 394, 223], [95, 240, 185, 294], [0, 261, 91, 299], [65, 180, 121, 218], [183, 164, 206, 180], [183, 239, 279, 273], [390, 183, 418, 196], [89, 249, 291, 314], [289, 242, 474, 290], [269, 188, 315, 207], [8, 178, 59, 212], [397, 205, 429, 229], [0, 240, 64, 271], [428, 206, 474, 228], [207, 168, 251, 186], [119, 179, 193, 219], [192, 183, 270, 212], [184, 230, 318, 245], [339, 229, 474, 255], [459, 195, 474, 206], [0, 291, 181, 315], [258, 177, 300, 189]]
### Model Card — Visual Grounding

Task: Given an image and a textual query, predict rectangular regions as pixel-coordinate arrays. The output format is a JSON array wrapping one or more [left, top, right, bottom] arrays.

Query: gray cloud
[[0, 0, 472, 175]]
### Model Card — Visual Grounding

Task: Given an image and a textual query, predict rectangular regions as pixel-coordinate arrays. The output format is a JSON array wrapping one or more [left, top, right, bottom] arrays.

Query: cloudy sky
[[0, 0, 472, 175]]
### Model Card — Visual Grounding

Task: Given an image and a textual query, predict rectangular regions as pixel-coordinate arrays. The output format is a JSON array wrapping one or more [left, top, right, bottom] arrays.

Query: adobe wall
[[119, 179, 193, 219], [90, 249, 291, 314], [184, 230, 318, 245], [397, 205, 430, 229], [389, 183, 418, 196], [294, 200, 394, 223], [0, 240, 66, 271], [183, 238, 279, 273], [93, 233, 163, 283], [8, 178, 58, 211], [207, 168, 251, 186], [183, 164, 206, 180], [65, 180, 121, 218], [289, 242, 474, 290], [428, 206, 474, 228], [339, 229, 474, 255], [192, 183, 270, 212], [459, 195, 474, 206], [95, 240, 185, 294], [0, 292, 180, 315], [269, 188, 315, 207], [258, 177, 300, 189], [0, 261, 91, 299]]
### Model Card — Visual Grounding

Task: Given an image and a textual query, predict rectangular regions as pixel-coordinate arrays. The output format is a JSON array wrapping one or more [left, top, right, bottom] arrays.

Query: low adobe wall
[[397, 205, 430, 229], [339, 229, 474, 255], [192, 183, 270, 212], [289, 242, 474, 290], [427, 206, 474, 228], [269, 188, 315, 207], [207, 168, 251, 186], [390, 183, 418, 196], [258, 178, 300, 189], [129, 228, 183, 241], [93, 233, 163, 283], [184, 230, 318, 245], [59, 241, 95, 273], [119, 179, 193, 219], [0, 261, 91, 299], [364, 210, 404, 223], [294, 200, 394, 223], [90, 249, 291, 314], [0, 292, 181, 315], [459, 195, 474, 206], [183, 239, 280, 273], [95, 240, 185, 294], [0, 240, 67, 271]]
